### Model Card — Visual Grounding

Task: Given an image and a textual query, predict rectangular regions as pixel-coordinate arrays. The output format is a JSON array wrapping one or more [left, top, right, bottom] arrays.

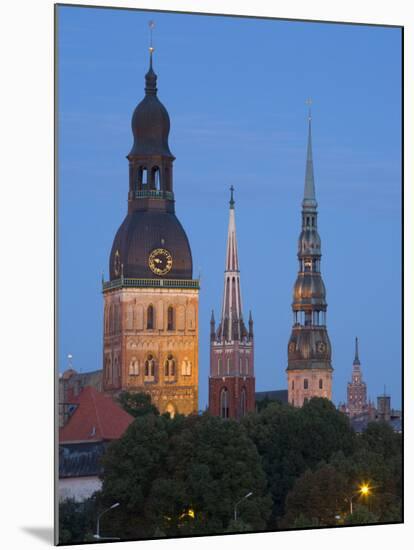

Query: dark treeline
[[59, 395, 402, 543]]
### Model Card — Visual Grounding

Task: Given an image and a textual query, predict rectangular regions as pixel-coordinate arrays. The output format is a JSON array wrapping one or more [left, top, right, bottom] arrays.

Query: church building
[[102, 47, 199, 416], [209, 188, 255, 419], [287, 110, 333, 406]]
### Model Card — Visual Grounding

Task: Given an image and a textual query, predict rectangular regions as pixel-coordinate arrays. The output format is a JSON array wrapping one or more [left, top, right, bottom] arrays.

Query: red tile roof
[[59, 386, 133, 443]]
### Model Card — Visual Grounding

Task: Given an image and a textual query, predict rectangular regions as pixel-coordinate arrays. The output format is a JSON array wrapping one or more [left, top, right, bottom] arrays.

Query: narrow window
[[152, 167, 160, 190], [319, 379, 323, 390], [218, 358, 222, 376], [227, 358, 231, 375], [220, 388, 229, 419], [240, 388, 247, 417], [165, 354, 175, 379], [292, 380, 294, 390], [147, 305, 154, 329], [304, 379, 309, 390], [142, 167, 148, 185], [245, 358, 249, 375], [239, 357, 243, 374], [145, 354, 155, 380], [167, 306, 174, 331]]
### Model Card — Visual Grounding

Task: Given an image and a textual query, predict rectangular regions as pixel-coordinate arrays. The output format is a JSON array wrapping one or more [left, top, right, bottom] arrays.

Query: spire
[[210, 310, 216, 341], [224, 186, 240, 273], [218, 187, 246, 341], [353, 337, 360, 365], [248, 310, 254, 338], [229, 185, 235, 209], [302, 99, 317, 210]]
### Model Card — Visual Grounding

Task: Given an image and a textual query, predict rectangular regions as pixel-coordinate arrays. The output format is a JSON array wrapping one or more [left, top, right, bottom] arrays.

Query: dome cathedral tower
[[102, 40, 199, 416], [287, 107, 333, 406]]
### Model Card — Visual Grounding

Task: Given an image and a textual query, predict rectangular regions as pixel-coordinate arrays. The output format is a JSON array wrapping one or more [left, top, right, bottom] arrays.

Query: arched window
[[217, 358, 222, 376], [304, 379, 309, 389], [142, 167, 148, 185], [240, 387, 247, 417], [319, 379, 323, 389], [147, 305, 154, 330], [144, 354, 155, 381], [227, 358, 231, 375], [245, 358, 249, 375], [292, 380, 294, 390], [129, 358, 139, 376], [181, 358, 191, 376], [167, 306, 174, 331], [220, 387, 229, 419], [165, 354, 175, 380], [239, 357, 243, 374], [152, 166, 160, 190]]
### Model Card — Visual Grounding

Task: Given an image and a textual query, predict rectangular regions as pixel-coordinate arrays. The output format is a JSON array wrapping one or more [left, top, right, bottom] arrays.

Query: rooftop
[[59, 386, 133, 443]]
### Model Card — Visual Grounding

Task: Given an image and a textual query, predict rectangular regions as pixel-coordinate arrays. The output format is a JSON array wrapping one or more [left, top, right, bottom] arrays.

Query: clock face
[[149, 248, 173, 276], [317, 341, 327, 354]]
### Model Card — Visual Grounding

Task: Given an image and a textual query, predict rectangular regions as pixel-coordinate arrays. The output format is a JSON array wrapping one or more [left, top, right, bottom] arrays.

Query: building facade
[[287, 113, 333, 406], [209, 188, 255, 419], [102, 49, 199, 416], [346, 337, 368, 417]]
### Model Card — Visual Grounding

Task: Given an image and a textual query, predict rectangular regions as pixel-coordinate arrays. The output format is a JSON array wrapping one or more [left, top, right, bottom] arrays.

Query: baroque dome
[[109, 211, 193, 280], [293, 273, 326, 306], [128, 62, 173, 158]]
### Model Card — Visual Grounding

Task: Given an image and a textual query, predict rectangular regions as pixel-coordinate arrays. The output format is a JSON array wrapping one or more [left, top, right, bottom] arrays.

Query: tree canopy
[[99, 412, 272, 539]]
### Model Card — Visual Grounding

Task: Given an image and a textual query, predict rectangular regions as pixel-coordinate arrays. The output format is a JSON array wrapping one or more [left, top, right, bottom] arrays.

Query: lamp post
[[234, 492, 253, 522], [94, 502, 120, 540], [346, 484, 371, 515]]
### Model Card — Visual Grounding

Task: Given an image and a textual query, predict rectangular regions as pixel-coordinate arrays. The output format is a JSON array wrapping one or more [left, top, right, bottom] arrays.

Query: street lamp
[[234, 492, 253, 522], [346, 484, 372, 515], [94, 502, 121, 540]]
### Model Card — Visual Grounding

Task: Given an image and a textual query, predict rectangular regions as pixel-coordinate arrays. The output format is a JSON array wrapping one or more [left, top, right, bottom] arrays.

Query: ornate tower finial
[[145, 20, 157, 95], [149, 20, 155, 55], [229, 185, 235, 209]]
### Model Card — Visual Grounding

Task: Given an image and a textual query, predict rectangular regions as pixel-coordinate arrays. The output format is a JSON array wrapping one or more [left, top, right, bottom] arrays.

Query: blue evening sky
[[57, 5, 402, 409]]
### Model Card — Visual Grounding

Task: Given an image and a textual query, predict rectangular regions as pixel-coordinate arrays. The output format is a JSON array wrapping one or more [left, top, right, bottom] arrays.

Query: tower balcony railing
[[103, 277, 200, 291], [133, 189, 174, 200]]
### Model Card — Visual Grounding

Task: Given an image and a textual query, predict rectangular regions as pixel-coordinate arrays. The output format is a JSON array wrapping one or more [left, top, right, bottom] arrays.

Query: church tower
[[209, 187, 255, 419], [287, 108, 333, 406], [102, 44, 199, 417], [346, 337, 367, 417]]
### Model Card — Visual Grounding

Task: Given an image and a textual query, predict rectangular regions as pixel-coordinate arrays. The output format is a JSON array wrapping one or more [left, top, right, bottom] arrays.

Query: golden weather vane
[[148, 20, 155, 53]]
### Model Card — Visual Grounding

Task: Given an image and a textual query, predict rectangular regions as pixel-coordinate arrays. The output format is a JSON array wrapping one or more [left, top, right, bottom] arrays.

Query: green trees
[[281, 418, 402, 528], [242, 398, 356, 526], [59, 397, 402, 542], [117, 391, 159, 417], [99, 413, 272, 539]]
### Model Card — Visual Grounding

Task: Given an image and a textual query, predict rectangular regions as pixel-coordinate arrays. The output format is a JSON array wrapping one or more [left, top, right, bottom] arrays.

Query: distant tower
[[209, 187, 255, 419], [377, 391, 391, 422], [346, 337, 368, 417], [287, 106, 333, 406]]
